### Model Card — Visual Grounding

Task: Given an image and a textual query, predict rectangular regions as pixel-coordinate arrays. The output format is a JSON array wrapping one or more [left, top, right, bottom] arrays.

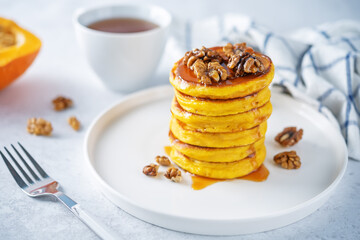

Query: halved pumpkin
[[0, 17, 41, 90]]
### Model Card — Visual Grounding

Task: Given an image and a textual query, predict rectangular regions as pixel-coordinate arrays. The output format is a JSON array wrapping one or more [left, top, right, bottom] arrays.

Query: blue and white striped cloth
[[168, 15, 360, 160]]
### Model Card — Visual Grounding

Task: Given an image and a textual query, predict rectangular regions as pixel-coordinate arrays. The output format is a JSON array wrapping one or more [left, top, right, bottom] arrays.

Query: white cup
[[73, 4, 171, 92]]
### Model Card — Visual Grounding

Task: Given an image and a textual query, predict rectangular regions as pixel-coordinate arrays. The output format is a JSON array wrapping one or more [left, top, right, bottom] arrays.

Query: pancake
[[171, 98, 272, 133], [174, 86, 271, 116], [170, 145, 266, 179], [170, 117, 267, 147], [169, 48, 274, 99], [169, 131, 265, 162]]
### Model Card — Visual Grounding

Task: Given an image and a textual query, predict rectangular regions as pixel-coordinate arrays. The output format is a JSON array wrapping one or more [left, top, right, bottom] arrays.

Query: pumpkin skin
[[0, 17, 41, 90]]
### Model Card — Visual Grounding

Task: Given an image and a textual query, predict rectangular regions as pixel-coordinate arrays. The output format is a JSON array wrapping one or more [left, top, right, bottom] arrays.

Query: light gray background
[[0, 0, 359, 239]]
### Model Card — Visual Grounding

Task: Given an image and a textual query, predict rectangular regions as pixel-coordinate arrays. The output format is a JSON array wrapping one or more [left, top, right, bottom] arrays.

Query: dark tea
[[87, 17, 159, 33]]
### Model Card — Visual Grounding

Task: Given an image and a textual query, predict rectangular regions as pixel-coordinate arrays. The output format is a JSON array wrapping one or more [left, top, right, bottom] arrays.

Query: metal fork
[[0, 142, 119, 240]]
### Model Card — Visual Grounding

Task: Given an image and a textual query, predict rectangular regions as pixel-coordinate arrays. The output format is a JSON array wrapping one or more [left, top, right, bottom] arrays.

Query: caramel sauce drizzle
[[191, 164, 269, 190]]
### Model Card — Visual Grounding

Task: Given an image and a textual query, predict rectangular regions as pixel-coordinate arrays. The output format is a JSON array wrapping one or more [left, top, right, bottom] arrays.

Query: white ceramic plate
[[84, 85, 347, 235]]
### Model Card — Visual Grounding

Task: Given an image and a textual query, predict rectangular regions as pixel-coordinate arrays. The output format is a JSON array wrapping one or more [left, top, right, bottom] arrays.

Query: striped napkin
[[168, 15, 360, 161]]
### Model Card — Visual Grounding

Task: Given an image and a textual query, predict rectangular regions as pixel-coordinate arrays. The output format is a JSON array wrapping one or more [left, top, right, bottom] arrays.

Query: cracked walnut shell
[[274, 151, 301, 169], [155, 155, 171, 166], [52, 96, 73, 111], [27, 118, 53, 136], [275, 127, 303, 147], [164, 167, 182, 182], [143, 164, 159, 176]]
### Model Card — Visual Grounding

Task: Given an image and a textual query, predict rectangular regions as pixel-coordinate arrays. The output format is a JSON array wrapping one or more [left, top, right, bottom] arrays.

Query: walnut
[[223, 43, 235, 57], [0, 25, 16, 49], [183, 46, 227, 84], [143, 164, 159, 176], [254, 58, 265, 71], [274, 151, 301, 169], [222, 42, 265, 77], [164, 167, 182, 182], [68, 116, 80, 131], [244, 57, 257, 73], [191, 59, 228, 85], [192, 59, 212, 85], [183, 46, 222, 67], [27, 118, 53, 136], [275, 127, 303, 147], [208, 61, 227, 82], [52, 96, 73, 111], [227, 53, 241, 69], [155, 155, 171, 166]]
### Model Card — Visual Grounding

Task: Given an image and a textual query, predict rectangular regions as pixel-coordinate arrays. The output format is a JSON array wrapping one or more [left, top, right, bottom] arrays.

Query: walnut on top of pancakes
[[183, 46, 227, 84], [182, 43, 266, 85]]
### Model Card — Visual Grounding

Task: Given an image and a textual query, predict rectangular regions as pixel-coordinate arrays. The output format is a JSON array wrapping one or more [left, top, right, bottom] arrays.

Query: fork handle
[[55, 192, 121, 240]]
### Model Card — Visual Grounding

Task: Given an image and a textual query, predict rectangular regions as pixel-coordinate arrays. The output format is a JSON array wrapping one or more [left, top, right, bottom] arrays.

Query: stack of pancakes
[[169, 45, 274, 179]]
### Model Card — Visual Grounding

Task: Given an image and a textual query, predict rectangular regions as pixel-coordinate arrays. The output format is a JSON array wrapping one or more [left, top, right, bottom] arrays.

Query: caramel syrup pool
[[191, 164, 269, 190]]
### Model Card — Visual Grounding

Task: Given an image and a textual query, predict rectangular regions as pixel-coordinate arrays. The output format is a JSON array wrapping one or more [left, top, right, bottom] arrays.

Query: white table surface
[[1, 0, 360, 239]]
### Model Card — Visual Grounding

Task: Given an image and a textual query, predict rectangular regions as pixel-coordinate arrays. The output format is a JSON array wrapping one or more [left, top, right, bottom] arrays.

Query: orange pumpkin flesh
[[0, 17, 41, 90]]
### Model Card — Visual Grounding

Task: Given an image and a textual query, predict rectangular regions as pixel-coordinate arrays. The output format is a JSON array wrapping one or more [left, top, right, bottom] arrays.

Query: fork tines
[[0, 142, 49, 189]]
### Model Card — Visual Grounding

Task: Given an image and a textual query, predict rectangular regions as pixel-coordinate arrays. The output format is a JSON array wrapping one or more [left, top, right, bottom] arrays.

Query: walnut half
[[27, 118, 53, 136], [222, 43, 265, 77], [68, 116, 80, 131], [183, 47, 227, 84], [191, 59, 228, 85], [143, 164, 159, 176], [52, 96, 73, 111], [275, 127, 303, 147], [183, 46, 222, 67], [208, 61, 227, 82], [155, 155, 171, 166], [164, 167, 182, 182], [274, 151, 301, 169], [192, 59, 212, 85]]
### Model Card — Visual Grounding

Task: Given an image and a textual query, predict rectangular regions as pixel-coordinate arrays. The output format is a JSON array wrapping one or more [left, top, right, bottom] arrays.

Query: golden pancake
[[170, 117, 267, 147], [170, 145, 266, 179], [169, 131, 265, 162], [171, 98, 272, 132], [174, 86, 271, 116], [169, 47, 274, 99]]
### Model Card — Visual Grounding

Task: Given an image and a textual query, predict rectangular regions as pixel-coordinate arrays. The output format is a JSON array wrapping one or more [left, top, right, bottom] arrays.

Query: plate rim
[[83, 84, 348, 230]]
